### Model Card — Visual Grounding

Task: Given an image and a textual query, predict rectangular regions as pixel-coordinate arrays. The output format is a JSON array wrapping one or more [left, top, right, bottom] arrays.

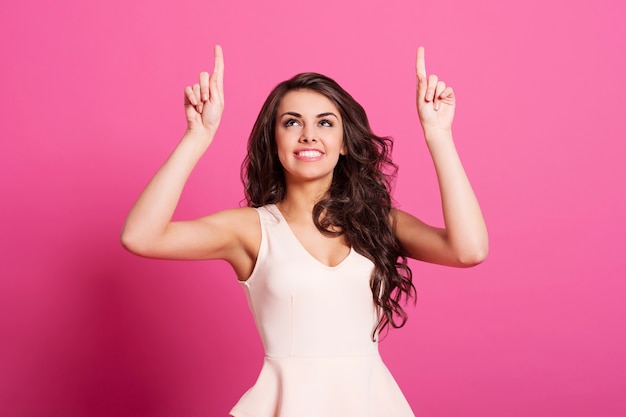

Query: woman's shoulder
[[224, 204, 281, 222], [202, 205, 260, 227], [198, 206, 262, 279]]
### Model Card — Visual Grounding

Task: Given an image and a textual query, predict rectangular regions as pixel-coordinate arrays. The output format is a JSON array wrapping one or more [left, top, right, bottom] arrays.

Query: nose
[[299, 126, 318, 143]]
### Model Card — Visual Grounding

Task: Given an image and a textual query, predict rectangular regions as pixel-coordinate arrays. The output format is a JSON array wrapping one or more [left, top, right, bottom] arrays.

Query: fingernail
[[202, 93, 208, 101], [435, 102, 440, 110]]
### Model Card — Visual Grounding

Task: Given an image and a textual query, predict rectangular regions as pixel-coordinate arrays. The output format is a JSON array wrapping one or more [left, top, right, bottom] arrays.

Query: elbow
[[120, 230, 139, 254], [456, 241, 489, 267], [120, 228, 152, 257]]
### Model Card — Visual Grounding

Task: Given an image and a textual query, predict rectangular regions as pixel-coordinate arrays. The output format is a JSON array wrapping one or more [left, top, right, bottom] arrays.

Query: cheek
[[274, 147, 290, 171], [273, 135, 286, 154], [274, 129, 295, 151], [275, 140, 291, 159], [276, 153, 287, 168], [338, 133, 346, 155]]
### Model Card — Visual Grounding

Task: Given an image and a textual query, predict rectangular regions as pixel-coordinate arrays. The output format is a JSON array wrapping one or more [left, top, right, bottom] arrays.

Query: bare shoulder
[[198, 206, 260, 251], [199, 206, 259, 228]]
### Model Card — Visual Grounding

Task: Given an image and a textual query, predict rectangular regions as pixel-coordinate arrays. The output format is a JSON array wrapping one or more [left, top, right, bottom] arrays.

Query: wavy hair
[[241, 73, 415, 338]]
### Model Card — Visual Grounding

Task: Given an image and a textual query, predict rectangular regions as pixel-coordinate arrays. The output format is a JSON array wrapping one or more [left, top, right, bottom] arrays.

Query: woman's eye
[[285, 119, 300, 127], [319, 119, 333, 127]]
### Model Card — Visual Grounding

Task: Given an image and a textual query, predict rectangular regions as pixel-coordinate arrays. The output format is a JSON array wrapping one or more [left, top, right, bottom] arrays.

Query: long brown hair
[[241, 73, 415, 338]]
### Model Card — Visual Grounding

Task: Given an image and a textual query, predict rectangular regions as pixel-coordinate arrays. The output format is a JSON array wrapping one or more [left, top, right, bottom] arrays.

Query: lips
[[295, 150, 323, 158]]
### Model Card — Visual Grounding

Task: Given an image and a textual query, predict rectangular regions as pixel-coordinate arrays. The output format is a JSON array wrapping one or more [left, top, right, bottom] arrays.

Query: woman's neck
[[278, 187, 327, 221]]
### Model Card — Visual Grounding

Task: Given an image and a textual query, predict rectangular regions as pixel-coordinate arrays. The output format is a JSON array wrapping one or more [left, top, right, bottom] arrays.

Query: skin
[[275, 89, 346, 189], [121, 45, 488, 281], [273, 89, 350, 268]]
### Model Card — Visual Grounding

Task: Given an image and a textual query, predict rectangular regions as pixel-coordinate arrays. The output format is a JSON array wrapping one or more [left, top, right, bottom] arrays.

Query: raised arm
[[120, 46, 258, 279], [393, 46, 488, 267]]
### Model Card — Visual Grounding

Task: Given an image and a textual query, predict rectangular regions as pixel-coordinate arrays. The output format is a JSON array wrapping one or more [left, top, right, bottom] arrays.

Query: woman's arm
[[394, 47, 488, 267], [120, 46, 258, 276]]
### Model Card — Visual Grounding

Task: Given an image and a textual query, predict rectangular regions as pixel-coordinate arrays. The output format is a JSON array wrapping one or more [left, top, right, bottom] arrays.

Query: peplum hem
[[230, 354, 415, 417]]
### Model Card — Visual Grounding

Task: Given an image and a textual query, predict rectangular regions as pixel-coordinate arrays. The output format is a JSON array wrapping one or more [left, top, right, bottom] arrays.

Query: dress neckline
[[269, 204, 354, 269]]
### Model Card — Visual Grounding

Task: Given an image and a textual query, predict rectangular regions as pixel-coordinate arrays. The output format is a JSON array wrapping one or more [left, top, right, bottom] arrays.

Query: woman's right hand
[[184, 45, 224, 136]]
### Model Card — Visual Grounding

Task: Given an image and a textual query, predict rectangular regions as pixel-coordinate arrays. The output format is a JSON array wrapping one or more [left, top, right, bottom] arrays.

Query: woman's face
[[274, 89, 345, 187]]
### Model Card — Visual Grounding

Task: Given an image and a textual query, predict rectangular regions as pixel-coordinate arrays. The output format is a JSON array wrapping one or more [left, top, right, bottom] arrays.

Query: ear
[[340, 142, 346, 155]]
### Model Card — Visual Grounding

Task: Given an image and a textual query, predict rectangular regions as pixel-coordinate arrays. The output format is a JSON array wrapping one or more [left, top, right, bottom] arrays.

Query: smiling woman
[[121, 45, 488, 417], [274, 89, 345, 186]]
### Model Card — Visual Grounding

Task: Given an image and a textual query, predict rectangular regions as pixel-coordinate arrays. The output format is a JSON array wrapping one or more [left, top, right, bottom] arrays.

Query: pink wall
[[1, 0, 625, 416]]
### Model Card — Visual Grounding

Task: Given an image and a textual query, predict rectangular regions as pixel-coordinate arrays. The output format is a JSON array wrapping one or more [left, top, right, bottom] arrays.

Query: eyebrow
[[279, 111, 339, 120]]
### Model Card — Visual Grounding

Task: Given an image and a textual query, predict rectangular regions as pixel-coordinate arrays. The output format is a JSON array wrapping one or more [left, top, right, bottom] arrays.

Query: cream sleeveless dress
[[230, 204, 415, 417]]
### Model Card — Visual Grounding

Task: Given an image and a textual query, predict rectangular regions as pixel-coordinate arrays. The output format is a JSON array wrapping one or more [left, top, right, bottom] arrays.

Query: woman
[[121, 45, 488, 417]]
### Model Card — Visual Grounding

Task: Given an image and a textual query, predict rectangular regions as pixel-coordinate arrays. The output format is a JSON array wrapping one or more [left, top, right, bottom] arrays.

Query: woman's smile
[[294, 148, 325, 161]]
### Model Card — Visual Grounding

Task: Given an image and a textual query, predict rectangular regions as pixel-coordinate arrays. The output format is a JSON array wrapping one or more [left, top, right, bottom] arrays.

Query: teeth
[[297, 150, 322, 157]]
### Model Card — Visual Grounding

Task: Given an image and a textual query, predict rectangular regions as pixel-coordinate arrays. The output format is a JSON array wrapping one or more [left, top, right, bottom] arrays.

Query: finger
[[193, 83, 203, 113], [213, 45, 224, 102], [435, 81, 446, 98], [199, 71, 210, 102], [416, 46, 426, 80], [440, 86, 454, 100], [184, 85, 197, 106], [208, 69, 220, 105], [415, 47, 427, 101], [440, 86, 455, 105], [426, 74, 438, 102], [433, 81, 446, 110]]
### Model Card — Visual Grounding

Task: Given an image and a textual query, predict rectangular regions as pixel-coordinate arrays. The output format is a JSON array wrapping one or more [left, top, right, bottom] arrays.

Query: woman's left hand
[[416, 46, 455, 132]]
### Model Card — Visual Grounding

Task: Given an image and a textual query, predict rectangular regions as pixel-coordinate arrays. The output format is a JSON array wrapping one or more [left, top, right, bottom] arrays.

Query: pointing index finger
[[213, 45, 223, 74], [214, 45, 224, 84], [416, 46, 426, 79], [211, 44, 225, 101]]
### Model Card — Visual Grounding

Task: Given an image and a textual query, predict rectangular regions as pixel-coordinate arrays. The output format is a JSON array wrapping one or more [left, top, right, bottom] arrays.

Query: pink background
[[1, 0, 625, 416]]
